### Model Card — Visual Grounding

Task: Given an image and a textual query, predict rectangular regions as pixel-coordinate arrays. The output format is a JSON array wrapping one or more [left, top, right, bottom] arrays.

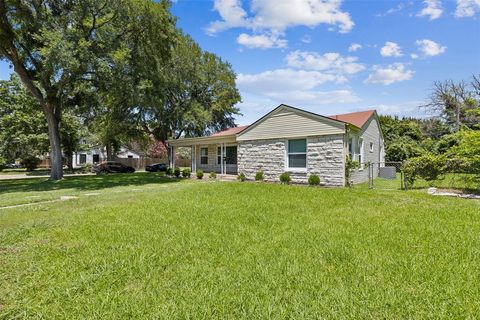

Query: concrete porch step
[[218, 174, 238, 181]]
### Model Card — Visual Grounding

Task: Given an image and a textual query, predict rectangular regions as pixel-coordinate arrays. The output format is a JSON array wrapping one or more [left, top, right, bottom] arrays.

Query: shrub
[[182, 168, 191, 178], [402, 154, 445, 187], [308, 174, 320, 186], [166, 167, 173, 175], [83, 163, 93, 173], [21, 156, 41, 171], [196, 169, 204, 179], [174, 167, 181, 177], [279, 172, 291, 184], [345, 156, 359, 187], [255, 171, 264, 181], [237, 172, 246, 182], [209, 171, 217, 179]]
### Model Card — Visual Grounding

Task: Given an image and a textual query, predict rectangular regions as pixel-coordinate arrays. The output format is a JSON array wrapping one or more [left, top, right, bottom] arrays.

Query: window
[[370, 142, 374, 153], [79, 154, 87, 164], [288, 139, 307, 168], [128, 155, 133, 159], [359, 138, 364, 169], [348, 138, 353, 159], [93, 154, 100, 163], [200, 148, 208, 165]]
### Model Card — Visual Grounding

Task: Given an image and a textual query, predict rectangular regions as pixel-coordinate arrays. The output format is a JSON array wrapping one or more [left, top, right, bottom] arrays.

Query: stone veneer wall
[[238, 134, 345, 186]]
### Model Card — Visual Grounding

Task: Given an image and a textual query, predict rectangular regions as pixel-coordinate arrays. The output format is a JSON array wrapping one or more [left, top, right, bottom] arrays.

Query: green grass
[[360, 173, 480, 193], [1, 174, 479, 318]]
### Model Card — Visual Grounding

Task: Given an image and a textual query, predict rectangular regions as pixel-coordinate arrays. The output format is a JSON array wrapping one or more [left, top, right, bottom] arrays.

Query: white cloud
[[380, 41, 403, 57], [301, 34, 312, 43], [207, 0, 248, 33], [348, 43, 362, 52], [237, 33, 287, 49], [207, 0, 354, 35], [265, 89, 360, 105], [415, 39, 447, 56], [236, 68, 359, 107], [417, 0, 443, 20], [455, 0, 480, 17], [410, 53, 419, 59], [237, 68, 346, 93], [373, 101, 427, 118], [364, 63, 414, 85], [286, 50, 365, 74], [376, 2, 405, 17]]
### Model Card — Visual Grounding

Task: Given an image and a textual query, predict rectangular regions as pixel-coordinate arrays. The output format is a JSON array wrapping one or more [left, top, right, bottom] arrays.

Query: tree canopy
[[0, 0, 177, 179]]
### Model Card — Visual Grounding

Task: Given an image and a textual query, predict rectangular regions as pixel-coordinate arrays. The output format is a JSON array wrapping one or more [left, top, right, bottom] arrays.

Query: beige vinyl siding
[[237, 108, 345, 141], [350, 115, 383, 184]]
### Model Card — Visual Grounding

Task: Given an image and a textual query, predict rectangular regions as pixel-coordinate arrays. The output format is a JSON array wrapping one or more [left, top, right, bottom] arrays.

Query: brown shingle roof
[[329, 110, 376, 128], [211, 125, 249, 137]]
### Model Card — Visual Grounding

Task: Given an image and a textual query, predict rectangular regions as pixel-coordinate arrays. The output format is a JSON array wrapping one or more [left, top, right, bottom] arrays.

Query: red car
[[92, 161, 135, 174]]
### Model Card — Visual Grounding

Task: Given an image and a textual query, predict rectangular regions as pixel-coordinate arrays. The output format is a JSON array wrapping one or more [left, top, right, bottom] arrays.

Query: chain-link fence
[[368, 160, 479, 193], [368, 162, 406, 190]]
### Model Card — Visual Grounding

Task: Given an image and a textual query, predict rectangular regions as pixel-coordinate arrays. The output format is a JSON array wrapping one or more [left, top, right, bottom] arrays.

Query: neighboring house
[[73, 146, 141, 168], [167, 104, 384, 186]]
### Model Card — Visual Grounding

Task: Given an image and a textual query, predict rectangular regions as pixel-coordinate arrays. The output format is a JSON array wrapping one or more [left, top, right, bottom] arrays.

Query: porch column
[[222, 143, 226, 175], [220, 143, 223, 175], [194, 145, 197, 172]]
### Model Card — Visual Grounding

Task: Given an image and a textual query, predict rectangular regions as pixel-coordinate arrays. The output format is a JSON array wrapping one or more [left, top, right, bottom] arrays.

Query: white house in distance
[[73, 146, 141, 168], [167, 104, 385, 186]]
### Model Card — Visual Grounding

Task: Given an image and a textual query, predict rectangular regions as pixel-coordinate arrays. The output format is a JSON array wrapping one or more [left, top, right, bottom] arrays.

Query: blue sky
[[1, 0, 479, 125]]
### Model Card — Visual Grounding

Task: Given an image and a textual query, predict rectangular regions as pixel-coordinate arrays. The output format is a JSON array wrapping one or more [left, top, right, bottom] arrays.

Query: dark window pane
[[289, 139, 306, 153], [289, 154, 306, 168], [201, 157, 208, 165], [226, 146, 237, 164]]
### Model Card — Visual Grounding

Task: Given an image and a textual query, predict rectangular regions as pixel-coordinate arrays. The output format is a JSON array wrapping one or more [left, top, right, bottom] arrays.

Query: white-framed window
[[200, 147, 208, 165], [359, 138, 364, 169], [348, 137, 353, 159], [287, 139, 307, 169], [370, 142, 374, 153]]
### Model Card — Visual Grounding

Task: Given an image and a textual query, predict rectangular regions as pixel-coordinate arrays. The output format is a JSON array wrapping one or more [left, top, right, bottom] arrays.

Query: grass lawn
[[1, 174, 479, 318], [361, 173, 480, 194]]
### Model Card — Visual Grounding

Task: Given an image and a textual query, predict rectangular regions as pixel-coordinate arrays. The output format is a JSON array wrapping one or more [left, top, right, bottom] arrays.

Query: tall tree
[[139, 34, 241, 143], [0, 75, 49, 161], [422, 75, 480, 131], [0, 0, 176, 179]]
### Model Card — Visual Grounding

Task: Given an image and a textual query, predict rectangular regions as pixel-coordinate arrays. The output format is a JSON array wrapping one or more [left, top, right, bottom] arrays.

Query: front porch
[[167, 134, 238, 175]]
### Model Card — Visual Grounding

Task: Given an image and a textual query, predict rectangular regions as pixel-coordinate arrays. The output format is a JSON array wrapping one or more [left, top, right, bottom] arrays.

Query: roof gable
[[237, 104, 347, 141]]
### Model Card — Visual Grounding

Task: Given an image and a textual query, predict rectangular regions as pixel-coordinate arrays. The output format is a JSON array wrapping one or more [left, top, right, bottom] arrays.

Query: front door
[[225, 146, 237, 174], [218, 145, 238, 175]]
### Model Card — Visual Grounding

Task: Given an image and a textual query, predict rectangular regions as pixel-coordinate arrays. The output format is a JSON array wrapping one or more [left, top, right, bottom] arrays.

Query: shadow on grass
[[0, 173, 180, 195]]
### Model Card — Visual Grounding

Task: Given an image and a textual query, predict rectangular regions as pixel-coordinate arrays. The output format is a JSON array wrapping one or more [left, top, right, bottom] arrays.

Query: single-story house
[[73, 146, 141, 168], [167, 104, 385, 186]]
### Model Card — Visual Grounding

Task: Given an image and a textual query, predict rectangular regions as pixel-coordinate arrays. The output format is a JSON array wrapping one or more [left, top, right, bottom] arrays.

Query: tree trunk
[[43, 105, 63, 180], [66, 153, 74, 173], [106, 144, 113, 161]]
